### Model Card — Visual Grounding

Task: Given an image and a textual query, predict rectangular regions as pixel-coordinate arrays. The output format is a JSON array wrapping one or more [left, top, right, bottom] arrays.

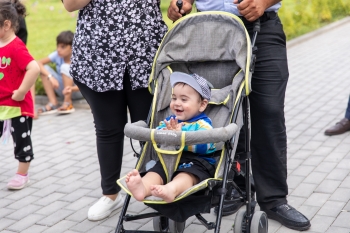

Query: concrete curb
[[287, 16, 350, 48], [35, 95, 90, 109]]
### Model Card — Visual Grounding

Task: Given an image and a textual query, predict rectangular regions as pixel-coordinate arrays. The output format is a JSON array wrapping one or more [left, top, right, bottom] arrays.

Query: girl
[[0, 0, 40, 189]]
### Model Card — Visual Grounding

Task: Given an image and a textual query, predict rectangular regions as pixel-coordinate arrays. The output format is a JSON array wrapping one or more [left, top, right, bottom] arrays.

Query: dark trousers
[[236, 15, 289, 210], [0, 116, 34, 162], [345, 95, 350, 119], [75, 71, 153, 195]]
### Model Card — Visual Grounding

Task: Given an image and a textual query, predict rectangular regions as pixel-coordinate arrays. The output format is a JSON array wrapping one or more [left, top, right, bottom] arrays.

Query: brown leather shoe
[[324, 118, 350, 136]]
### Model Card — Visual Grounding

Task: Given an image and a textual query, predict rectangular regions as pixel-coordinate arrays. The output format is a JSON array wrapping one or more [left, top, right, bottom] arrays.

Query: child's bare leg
[[151, 172, 198, 203], [62, 74, 74, 104], [17, 162, 30, 175], [126, 169, 163, 201]]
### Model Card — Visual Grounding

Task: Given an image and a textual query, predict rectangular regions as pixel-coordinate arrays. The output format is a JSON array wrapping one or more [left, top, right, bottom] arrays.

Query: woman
[[63, 0, 167, 221]]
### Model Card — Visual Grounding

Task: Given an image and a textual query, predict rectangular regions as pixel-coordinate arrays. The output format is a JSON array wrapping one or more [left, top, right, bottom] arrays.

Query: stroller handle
[[124, 121, 239, 146]]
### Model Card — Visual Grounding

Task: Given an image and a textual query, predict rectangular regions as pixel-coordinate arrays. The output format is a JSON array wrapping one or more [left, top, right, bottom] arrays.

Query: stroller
[[115, 11, 268, 233]]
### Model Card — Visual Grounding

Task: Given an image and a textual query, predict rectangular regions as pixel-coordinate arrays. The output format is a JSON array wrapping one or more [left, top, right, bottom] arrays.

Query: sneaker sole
[[7, 180, 30, 190]]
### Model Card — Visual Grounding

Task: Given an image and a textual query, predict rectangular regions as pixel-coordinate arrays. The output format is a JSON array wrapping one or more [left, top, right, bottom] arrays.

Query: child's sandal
[[37, 103, 59, 115], [57, 102, 75, 115]]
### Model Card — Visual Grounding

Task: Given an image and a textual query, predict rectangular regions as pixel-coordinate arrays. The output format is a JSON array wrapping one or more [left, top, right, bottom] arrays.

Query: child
[[0, 0, 40, 189], [37, 30, 82, 115], [126, 72, 216, 203]]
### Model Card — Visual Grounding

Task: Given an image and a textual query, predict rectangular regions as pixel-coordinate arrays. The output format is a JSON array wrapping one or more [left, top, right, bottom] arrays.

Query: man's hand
[[168, 0, 193, 22], [164, 117, 184, 131], [12, 90, 26, 101], [233, 0, 267, 22]]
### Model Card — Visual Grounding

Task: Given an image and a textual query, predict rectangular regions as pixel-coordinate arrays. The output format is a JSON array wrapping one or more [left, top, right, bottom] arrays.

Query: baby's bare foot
[[150, 185, 176, 203], [125, 169, 146, 201]]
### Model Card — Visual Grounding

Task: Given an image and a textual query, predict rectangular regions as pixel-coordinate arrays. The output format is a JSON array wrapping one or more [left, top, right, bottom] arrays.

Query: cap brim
[[170, 72, 203, 97]]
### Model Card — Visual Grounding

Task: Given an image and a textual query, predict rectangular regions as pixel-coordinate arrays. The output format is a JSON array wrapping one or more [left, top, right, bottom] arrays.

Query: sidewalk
[[1, 17, 350, 233]]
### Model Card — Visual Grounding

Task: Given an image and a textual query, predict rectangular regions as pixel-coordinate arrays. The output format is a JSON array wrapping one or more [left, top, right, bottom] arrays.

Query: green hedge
[[280, 0, 350, 39]]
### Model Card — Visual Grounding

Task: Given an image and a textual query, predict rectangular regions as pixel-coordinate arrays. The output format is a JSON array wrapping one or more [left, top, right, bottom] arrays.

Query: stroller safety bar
[[124, 120, 238, 145]]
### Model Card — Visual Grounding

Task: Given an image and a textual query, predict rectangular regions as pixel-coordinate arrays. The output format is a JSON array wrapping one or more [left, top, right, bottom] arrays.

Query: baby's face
[[170, 84, 207, 121]]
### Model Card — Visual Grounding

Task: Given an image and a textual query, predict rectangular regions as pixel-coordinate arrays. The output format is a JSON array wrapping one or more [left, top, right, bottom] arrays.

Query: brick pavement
[[1, 17, 350, 233]]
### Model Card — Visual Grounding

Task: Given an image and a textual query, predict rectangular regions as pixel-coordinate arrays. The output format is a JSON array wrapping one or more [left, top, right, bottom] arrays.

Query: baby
[[126, 72, 216, 203]]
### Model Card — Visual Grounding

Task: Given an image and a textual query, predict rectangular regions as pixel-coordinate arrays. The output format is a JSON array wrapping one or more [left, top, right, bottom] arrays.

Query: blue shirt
[[195, 0, 281, 16], [48, 51, 64, 75]]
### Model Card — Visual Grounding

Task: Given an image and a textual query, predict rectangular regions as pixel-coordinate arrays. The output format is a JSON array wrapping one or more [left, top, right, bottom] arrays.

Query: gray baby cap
[[170, 72, 212, 100]]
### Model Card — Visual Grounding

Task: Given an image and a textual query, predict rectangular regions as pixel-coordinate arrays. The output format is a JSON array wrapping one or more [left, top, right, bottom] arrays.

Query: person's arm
[[37, 56, 59, 89], [62, 0, 91, 12], [167, 0, 194, 22], [233, 0, 281, 22], [12, 61, 40, 101]]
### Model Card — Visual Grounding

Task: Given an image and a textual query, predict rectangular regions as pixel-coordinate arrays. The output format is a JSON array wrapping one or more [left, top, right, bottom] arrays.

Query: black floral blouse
[[70, 0, 167, 92]]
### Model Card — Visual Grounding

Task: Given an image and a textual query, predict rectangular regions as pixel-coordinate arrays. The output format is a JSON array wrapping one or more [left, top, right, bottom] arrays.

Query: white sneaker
[[88, 194, 124, 221]]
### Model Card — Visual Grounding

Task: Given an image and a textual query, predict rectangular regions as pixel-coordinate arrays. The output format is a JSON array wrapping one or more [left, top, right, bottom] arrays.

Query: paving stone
[[86, 225, 115, 233], [59, 189, 91, 202], [317, 201, 346, 217], [0, 218, 16, 231], [7, 204, 42, 221], [326, 169, 349, 181], [20, 224, 48, 233], [304, 193, 331, 207], [36, 200, 69, 216], [6, 214, 44, 232], [291, 183, 317, 198], [311, 216, 337, 233], [0, 208, 15, 219], [64, 197, 96, 211], [325, 226, 350, 233], [304, 171, 328, 185], [6, 196, 41, 210], [329, 188, 350, 203], [332, 211, 350, 228], [41, 220, 77, 233], [290, 165, 315, 177], [314, 180, 341, 194], [34, 192, 66, 206], [37, 209, 74, 227]]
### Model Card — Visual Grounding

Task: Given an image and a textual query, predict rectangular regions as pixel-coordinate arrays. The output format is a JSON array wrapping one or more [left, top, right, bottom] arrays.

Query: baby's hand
[[12, 90, 26, 101], [164, 117, 183, 131]]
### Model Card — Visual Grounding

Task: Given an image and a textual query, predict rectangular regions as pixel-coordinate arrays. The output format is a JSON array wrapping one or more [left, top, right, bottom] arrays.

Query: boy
[[126, 72, 216, 203], [37, 30, 82, 115]]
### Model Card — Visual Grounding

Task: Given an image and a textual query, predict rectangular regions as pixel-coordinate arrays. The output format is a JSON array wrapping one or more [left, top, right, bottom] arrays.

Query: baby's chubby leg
[[125, 169, 163, 201]]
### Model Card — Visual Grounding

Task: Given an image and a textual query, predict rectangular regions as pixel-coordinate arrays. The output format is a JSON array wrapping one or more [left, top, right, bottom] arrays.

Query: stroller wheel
[[233, 209, 246, 233], [169, 219, 185, 233], [250, 211, 268, 233], [153, 216, 169, 232]]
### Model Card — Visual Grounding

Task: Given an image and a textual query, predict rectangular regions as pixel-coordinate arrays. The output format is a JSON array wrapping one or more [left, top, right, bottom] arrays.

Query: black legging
[[75, 71, 153, 195]]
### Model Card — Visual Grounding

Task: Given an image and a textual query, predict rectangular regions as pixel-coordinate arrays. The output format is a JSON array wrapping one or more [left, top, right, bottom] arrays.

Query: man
[[168, 0, 311, 231]]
